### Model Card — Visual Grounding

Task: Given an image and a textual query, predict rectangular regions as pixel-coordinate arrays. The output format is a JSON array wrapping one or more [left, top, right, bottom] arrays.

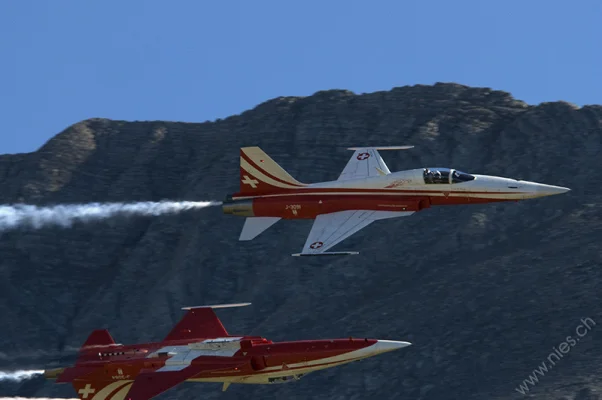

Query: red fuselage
[[50, 336, 397, 386], [223, 191, 515, 220], [45, 301, 410, 398]]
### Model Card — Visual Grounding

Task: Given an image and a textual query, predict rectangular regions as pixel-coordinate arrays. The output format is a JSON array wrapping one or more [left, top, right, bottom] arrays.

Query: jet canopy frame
[[423, 168, 476, 184]]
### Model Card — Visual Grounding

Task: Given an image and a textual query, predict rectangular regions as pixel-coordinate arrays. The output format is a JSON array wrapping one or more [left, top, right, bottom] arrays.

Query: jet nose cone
[[536, 183, 571, 196], [375, 340, 412, 353]]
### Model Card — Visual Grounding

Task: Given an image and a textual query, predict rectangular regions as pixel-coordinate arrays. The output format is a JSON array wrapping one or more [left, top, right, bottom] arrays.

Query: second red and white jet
[[44, 303, 409, 399]]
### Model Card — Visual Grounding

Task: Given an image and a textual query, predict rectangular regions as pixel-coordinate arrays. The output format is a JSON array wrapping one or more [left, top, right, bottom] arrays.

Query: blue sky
[[1, 0, 600, 154]]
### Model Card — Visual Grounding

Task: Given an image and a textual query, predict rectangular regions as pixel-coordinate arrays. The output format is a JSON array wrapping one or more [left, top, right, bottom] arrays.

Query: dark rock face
[[1, 83, 601, 400]]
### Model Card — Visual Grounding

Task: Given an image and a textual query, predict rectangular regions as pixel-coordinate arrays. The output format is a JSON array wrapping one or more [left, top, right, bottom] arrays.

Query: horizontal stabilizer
[[292, 251, 359, 257], [346, 146, 414, 150], [239, 217, 280, 241]]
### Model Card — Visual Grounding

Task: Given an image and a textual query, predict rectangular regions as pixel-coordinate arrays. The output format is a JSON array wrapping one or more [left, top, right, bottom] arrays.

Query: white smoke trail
[[0, 201, 221, 232], [0, 370, 43, 381], [0, 372, 79, 399]]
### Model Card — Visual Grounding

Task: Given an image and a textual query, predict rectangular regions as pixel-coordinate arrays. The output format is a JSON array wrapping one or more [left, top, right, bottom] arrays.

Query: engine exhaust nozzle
[[43, 367, 65, 380], [222, 198, 255, 217]]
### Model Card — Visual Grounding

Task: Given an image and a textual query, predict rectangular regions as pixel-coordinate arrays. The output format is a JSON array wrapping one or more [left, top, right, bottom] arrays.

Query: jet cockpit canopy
[[423, 168, 475, 184]]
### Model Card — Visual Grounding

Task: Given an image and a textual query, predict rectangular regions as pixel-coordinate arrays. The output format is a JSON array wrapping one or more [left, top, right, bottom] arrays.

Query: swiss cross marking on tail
[[78, 384, 95, 399], [310, 241, 324, 249], [357, 152, 370, 160], [241, 175, 259, 188]]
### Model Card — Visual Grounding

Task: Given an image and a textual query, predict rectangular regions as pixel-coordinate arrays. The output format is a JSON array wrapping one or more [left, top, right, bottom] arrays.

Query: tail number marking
[[285, 204, 301, 216], [111, 368, 131, 380]]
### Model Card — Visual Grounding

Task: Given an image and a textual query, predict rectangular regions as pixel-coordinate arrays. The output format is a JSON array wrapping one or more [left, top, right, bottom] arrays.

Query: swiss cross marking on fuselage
[[357, 153, 370, 160]]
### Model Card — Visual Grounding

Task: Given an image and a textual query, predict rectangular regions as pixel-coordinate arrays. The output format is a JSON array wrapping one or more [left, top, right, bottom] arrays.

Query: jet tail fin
[[71, 379, 136, 400], [163, 303, 251, 341], [81, 329, 116, 349], [239, 217, 280, 241], [237, 147, 306, 196]]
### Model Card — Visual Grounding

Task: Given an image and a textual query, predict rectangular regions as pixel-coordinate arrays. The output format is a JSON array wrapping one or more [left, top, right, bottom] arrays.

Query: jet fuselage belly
[[223, 190, 519, 219], [186, 338, 402, 384]]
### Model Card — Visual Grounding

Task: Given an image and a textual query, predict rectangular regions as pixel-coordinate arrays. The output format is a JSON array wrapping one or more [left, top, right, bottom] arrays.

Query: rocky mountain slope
[[1, 83, 601, 400]]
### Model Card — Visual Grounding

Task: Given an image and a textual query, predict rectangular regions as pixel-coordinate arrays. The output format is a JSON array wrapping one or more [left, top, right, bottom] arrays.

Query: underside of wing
[[124, 369, 194, 400], [294, 210, 414, 256], [125, 362, 246, 400]]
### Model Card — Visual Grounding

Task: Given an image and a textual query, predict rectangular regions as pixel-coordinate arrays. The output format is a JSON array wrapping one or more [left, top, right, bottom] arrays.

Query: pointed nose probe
[[535, 183, 571, 196], [375, 340, 412, 353]]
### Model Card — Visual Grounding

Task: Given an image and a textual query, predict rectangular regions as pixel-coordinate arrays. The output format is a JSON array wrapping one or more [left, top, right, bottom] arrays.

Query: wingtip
[[291, 251, 360, 257], [346, 146, 415, 151], [181, 303, 252, 310]]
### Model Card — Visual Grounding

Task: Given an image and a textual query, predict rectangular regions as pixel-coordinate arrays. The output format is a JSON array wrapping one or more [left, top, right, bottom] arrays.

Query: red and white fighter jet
[[222, 146, 570, 255], [44, 303, 410, 400]]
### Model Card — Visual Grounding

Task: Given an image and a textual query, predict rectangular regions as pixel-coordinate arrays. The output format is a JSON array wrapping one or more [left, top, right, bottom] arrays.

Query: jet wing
[[70, 365, 211, 400], [121, 365, 202, 400], [337, 146, 414, 181], [124, 362, 248, 400], [292, 210, 414, 256]]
